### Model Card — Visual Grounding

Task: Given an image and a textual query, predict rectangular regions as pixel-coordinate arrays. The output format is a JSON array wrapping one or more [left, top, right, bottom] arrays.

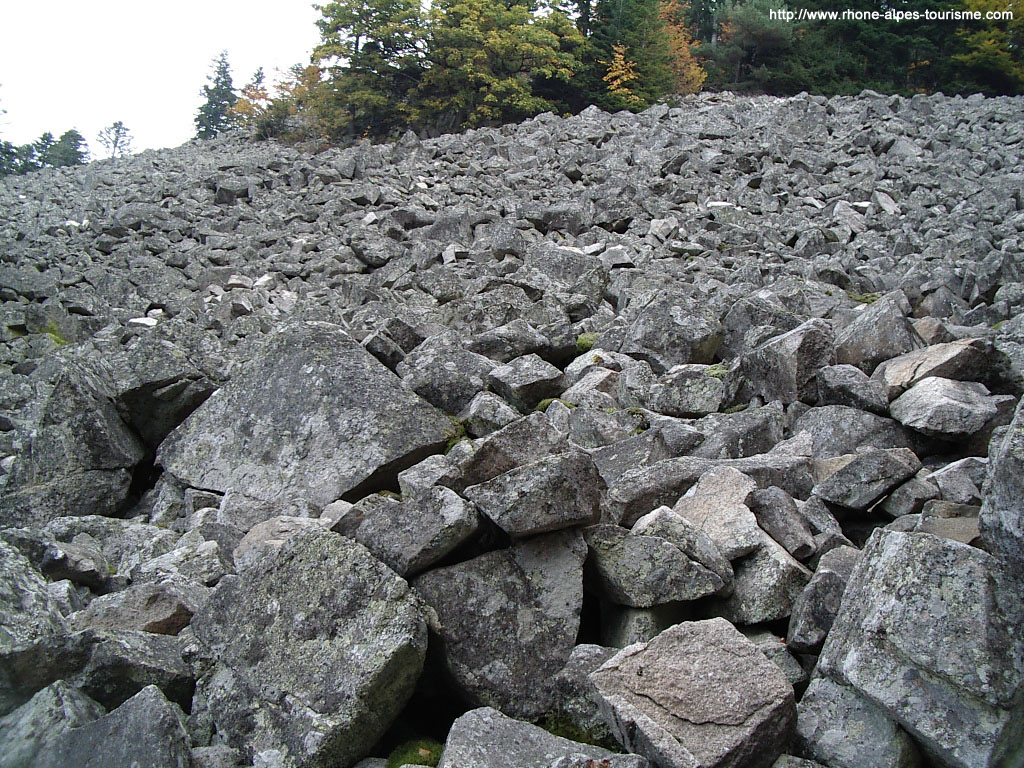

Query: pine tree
[[195, 51, 238, 139], [98, 121, 133, 158], [46, 129, 89, 167]]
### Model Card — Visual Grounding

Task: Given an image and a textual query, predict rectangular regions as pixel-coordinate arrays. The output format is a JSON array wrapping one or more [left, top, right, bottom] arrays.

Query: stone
[[631, 506, 733, 585], [796, 677, 921, 768], [460, 391, 520, 437], [609, 291, 721, 373], [67, 574, 210, 635], [549, 644, 619, 745], [740, 630, 807, 689], [671, 467, 761, 560], [590, 619, 796, 768], [871, 338, 992, 401], [583, 524, 726, 607], [980, 398, 1024, 579], [159, 322, 451, 510], [396, 331, 497, 414], [817, 530, 1024, 768], [0, 681, 105, 768], [331, 486, 479, 576], [437, 707, 646, 768], [812, 448, 922, 511], [835, 295, 924, 373], [232, 515, 326, 571], [790, 406, 921, 458], [465, 450, 602, 537], [413, 530, 586, 719], [488, 353, 566, 412], [889, 377, 1000, 439], [816, 364, 889, 414], [741, 319, 834, 404], [786, 545, 860, 653], [33, 685, 191, 768], [748, 487, 815, 560], [190, 527, 427, 768], [651, 365, 727, 417]]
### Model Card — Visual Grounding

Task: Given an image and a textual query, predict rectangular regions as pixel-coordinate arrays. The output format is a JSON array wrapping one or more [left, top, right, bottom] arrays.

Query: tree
[[954, 0, 1024, 93], [98, 121, 132, 158], [660, 0, 707, 93], [195, 51, 237, 139], [46, 129, 89, 167]]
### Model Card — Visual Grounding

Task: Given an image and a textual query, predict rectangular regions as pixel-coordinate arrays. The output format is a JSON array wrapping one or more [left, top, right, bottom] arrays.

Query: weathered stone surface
[[0, 680, 105, 768], [796, 677, 921, 768], [331, 485, 479, 576], [672, 467, 761, 560], [413, 530, 586, 719], [33, 685, 191, 768], [231, 514, 326, 571], [812, 448, 922, 511], [835, 296, 924, 373], [748, 487, 815, 560], [465, 450, 602, 537], [790, 406, 921, 458], [438, 707, 646, 768], [584, 524, 726, 607], [549, 644, 619, 745], [489, 353, 566, 412], [889, 377, 1000, 439], [159, 322, 451, 510], [461, 391, 520, 437], [980, 398, 1024, 579], [651, 364, 727, 417], [396, 331, 497, 414], [742, 319, 834, 404], [631, 506, 733, 585], [817, 530, 1024, 768], [871, 338, 992, 401], [816, 364, 889, 414], [590, 619, 796, 768], [786, 545, 859, 653], [67, 573, 210, 635], [190, 527, 427, 768]]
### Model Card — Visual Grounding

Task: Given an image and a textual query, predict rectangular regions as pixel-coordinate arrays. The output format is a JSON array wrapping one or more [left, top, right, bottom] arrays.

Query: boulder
[[158, 322, 451, 510], [0, 681, 105, 768], [889, 377, 1000, 439], [834, 296, 924, 373], [590, 618, 796, 768], [671, 467, 761, 560], [816, 364, 888, 414], [396, 331, 497, 414], [811, 448, 922, 511], [190, 527, 427, 768], [979, 398, 1024, 579], [741, 319, 834, 404], [748, 487, 815, 560], [871, 338, 992, 401], [488, 353, 566, 412], [67, 574, 210, 635], [786, 545, 860, 653]]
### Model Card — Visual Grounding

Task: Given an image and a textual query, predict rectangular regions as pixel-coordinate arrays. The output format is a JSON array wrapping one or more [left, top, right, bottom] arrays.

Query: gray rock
[[413, 530, 586, 719], [835, 295, 924, 373], [437, 707, 645, 768], [190, 527, 427, 768], [816, 364, 889, 414], [817, 530, 1024, 768], [790, 406, 921, 458], [812, 448, 922, 511], [671, 467, 761, 560], [871, 338, 992, 401], [232, 515, 326, 571], [599, 602, 688, 649], [159, 322, 451, 511], [879, 474, 940, 517], [608, 291, 721, 373], [465, 450, 602, 537], [740, 630, 807, 689], [488, 353, 566, 412], [748, 487, 815, 560], [396, 331, 497, 414], [786, 545, 860, 653], [590, 618, 796, 768], [980, 397, 1024, 579], [584, 524, 726, 607], [34, 685, 191, 768], [652, 364, 727, 417], [796, 677, 921, 768], [631, 506, 733, 585], [741, 319, 834, 404], [331, 486, 479, 576], [67, 574, 210, 635], [0, 680, 105, 768], [549, 644, 619, 745], [461, 391, 520, 437], [889, 377, 1000, 439]]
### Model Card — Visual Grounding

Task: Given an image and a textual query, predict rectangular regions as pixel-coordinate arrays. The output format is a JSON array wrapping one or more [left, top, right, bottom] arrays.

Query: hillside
[[1, 90, 1023, 768]]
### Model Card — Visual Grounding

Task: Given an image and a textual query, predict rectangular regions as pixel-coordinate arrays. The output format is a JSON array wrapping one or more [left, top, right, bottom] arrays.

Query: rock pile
[[1, 90, 1023, 768]]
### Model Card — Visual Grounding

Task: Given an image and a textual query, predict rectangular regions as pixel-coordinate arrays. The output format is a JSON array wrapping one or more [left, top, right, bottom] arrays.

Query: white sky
[[0, 1, 322, 155]]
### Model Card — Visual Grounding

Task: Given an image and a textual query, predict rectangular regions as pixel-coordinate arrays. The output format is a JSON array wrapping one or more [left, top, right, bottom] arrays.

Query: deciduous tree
[[98, 121, 132, 158]]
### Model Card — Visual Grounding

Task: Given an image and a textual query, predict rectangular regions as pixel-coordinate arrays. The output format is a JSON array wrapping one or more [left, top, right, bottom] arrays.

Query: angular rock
[[889, 377, 1000, 439], [786, 545, 859, 653], [741, 319, 834, 404], [812, 448, 922, 511], [231, 515, 326, 571], [461, 391, 520, 437], [67, 574, 210, 635], [549, 644, 619, 745], [748, 487, 815, 560], [465, 450, 602, 537], [672, 467, 761, 560], [817, 530, 1024, 768], [871, 338, 992, 401], [610, 291, 722, 373], [396, 331, 497, 414], [631, 506, 733, 585], [651, 364, 727, 417], [835, 295, 924, 373], [796, 677, 921, 768], [488, 353, 565, 412], [33, 685, 191, 768], [438, 707, 646, 768], [790, 406, 921, 458], [0, 680, 105, 768], [159, 322, 451, 510], [816, 364, 889, 414], [190, 527, 427, 768], [980, 398, 1024, 579], [413, 530, 586, 719], [590, 619, 796, 768]]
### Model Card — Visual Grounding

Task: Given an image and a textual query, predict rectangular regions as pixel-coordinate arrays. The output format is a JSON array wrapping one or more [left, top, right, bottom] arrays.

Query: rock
[[437, 707, 646, 768], [0, 362, 144, 528], [816, 364, 889, 414], [549, 644, 619, 745], [630, 506, 733, 585], [232, 515, 326, 571], [811, 448, 922, 511], [190, 527, 427, 768], [33, 685, 191, 768], [583, 524, 726, 607], [488, 353, 566, 412], [159, 322, 451, 510], [413, 530, 586, 719], [889, 377, 1000, 439], [331, 486, 479, 576], [741, 319, 834, 404], [879, 474, 940, 517], [748, 487, 815, 560], [817, 530, 1024, 768], [461, 391, 520, 437], [796, 677, 921, 768], [608, 291, 721, 373], [835, 295, 924, 373], [871, 338, 993, 401], [980, 398, 1024, 579], [465, 450, 602, 537], [790, 406, 921, 458], [67, 574, 210, 635], [590, 618, 796, 768], [740, 630, 807, 689], [651, 365, 727, 417], [396, 331, 497, 414], [786, 545, 860, 653], [0, 681, 105, 768], [671, 467, 761, 560]]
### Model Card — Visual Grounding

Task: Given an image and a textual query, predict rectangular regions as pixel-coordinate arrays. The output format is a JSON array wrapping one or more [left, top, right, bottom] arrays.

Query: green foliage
[[537, 713, 623, 752], [41, 322, 68, 346], [97, 121, 132, 158], [195, 51, 237, 139], [846, 290, 879, 304], [45, 130, 89, 166], [576, 332, 600, 352], [444, 415, 468, 452], [385, 738, 444, 768], [0, 129, 89, 177], [705, 363, 729, 379]]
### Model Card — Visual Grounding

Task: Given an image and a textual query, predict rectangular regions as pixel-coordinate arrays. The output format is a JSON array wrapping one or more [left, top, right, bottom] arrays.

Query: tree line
[[193, 0, 1021, 144]]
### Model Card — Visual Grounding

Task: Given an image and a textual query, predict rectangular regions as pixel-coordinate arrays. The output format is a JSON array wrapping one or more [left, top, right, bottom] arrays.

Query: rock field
[[1, 90, 1023, 768]]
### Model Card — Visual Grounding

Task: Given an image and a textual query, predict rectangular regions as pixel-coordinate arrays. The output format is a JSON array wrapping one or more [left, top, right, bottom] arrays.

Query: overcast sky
[[1, 1, 321, 155]]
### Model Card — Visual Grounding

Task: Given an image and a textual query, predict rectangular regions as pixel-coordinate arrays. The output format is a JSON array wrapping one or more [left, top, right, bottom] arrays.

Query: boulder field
[[1, 90, 1023, 768]]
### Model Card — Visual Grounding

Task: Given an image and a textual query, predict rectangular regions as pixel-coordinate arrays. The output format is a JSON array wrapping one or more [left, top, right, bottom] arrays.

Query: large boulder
[[413, 530, 586, 719], [158, 322, 452, 510], [590, 619, 796, 768], [190, 527, 427, 768], [0, 680, 105, 768], [979, 397, 1024, 579], [816, 530, 1024, 768], [889, 377, 1000, 439]]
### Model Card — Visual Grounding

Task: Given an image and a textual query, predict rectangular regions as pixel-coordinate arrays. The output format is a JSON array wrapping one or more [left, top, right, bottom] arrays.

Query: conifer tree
[[195, 51, 238, 139], [98, 121, 133, 158]]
